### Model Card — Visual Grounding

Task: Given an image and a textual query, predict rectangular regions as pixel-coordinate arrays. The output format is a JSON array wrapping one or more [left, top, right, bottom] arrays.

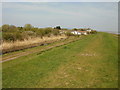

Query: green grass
[[2, 36, 80, 61], [2, 36, 75, 58], [2, 32, 118, 88]]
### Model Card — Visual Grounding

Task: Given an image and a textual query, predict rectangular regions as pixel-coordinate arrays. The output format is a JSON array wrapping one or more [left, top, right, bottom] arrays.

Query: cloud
[[3, 2, 117, 17], [2, 2, 118, 33]]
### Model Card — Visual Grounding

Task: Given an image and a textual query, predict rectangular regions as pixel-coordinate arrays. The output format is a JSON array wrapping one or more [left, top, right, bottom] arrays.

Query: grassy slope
[[2, 32, 118, 88]]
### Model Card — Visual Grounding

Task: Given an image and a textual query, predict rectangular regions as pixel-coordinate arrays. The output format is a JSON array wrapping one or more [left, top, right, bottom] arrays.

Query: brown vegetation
[[2, 35, 66, 54]]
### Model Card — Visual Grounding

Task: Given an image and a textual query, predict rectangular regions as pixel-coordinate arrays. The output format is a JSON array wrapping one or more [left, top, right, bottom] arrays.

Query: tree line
[[1, 24, 60, 42], [1, 24, 97, 42]]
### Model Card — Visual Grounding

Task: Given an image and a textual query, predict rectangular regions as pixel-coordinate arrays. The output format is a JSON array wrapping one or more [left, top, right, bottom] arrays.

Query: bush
[[90, 30, 97, 34], [24, 24, 33, 31], [3, 32, 23, 41], [3, 24, 82, 42], [52, 29, 59, 36], [2, 24, 10, 32], [44, 28, 52, 35], [65, 32, 74, 37]]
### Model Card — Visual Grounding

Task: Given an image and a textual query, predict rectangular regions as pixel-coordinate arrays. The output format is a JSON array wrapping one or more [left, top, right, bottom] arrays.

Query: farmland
[[2, 32, 118, 88]]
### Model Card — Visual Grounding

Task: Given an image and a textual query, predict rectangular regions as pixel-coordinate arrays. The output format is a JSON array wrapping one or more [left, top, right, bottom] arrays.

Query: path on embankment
[[2, 32, 118, 88]]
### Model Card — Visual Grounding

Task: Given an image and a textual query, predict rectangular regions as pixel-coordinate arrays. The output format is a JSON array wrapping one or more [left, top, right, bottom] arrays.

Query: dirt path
[[1, 37, 81, 63]]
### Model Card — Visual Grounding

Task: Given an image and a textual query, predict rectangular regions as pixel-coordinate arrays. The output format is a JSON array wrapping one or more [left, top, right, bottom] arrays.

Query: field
[[2, 32, 118, 88]]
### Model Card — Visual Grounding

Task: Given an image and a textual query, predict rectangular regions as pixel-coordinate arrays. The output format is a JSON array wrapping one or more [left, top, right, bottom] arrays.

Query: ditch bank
[[1, 36, 81, 63]]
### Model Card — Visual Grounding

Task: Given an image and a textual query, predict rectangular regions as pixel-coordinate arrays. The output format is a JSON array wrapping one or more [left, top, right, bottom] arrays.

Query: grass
[[2, 36, 80, 62], [2, 32, 118, 88]]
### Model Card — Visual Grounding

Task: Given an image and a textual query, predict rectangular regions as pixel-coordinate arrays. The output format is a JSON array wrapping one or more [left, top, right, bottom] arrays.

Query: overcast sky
[[2, 2, 118, 33]]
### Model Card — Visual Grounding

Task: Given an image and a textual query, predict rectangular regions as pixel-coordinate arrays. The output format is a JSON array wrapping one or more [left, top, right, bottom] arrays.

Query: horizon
[[1, 24, 118, 34]]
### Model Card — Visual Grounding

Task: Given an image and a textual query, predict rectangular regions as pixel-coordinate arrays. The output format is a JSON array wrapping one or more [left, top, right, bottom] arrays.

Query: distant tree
[[73, 28, 77, 31], [9, 25, 18, 32], [2, 24, 10, 32], [17, 27, 23, 30], [54, 26, 61, 30], [90, 30, 97, 34], [2, 24, 18, 32], [24, 24, 33, 30], [80, 29, 86, 31]]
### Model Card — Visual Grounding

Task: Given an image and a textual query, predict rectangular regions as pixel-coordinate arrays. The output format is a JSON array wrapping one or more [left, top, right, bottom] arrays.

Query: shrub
[[52, 29, 59, 36], [65, 32, 74, 37], [24, 24, 33, 31], [90, 30, 97, 34]]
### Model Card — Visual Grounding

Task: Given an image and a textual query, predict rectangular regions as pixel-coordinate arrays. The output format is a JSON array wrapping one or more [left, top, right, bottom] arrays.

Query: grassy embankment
[[2, 32, 118, 88]]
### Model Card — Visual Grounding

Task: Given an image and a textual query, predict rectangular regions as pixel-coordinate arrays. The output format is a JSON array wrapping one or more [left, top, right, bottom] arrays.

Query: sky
[[1, 0, 119, 2], [1, 1, 118, 33]]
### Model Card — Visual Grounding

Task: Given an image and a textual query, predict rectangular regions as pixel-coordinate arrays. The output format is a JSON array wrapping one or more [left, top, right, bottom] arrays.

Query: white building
[[80, 31, 88, 35], [71, 31, 88, 35], [71, 31, 81, 35], [87, 30, 92, 33]]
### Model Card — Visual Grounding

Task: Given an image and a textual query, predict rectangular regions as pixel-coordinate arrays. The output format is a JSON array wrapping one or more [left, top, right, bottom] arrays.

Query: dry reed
[[2, 35, 67, 53]]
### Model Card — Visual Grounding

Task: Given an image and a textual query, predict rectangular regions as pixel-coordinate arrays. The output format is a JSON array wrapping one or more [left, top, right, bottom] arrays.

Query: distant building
[[71, 31, 87, 35], [79, 31, 88, 35], [86, 30, 92, 33], [71, 31, 81, 35]]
